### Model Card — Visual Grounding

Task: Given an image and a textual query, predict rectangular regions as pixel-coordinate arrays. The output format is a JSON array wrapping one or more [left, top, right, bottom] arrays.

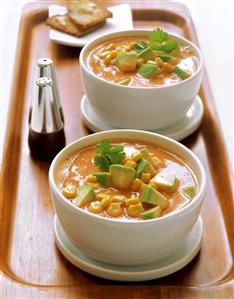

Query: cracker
[[47, 14, 105, 37], [68, 0, 112, 29]]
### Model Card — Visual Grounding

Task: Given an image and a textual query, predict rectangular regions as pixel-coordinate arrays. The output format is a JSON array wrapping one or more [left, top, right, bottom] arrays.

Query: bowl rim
[[49, 130, 206, 225], [80, 29, 204, 90]]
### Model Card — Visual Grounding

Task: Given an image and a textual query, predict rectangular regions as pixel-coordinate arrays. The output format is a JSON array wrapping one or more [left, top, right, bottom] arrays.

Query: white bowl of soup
[[49, 130, 206, 266], [80, 29, 203, 130]]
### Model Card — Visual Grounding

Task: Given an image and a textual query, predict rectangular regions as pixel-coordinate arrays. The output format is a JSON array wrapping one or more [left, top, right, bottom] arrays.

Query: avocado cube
[[138, 47, 156, 62], [140, 148, 158, 168], [135, 159, 156, 179], [93, 172, 110, 188], [157, 54, 177, 64], [182, 185, 196, 200], [116, 53, 138, 72], [140, 206, 161, 219], [140, 185, 167, 208], [137, 64, 161, 78], [173, 66, 191, 80], [76, 185, 96, 208], [154, 173, 177, 192], [110, 165, 136, 190]]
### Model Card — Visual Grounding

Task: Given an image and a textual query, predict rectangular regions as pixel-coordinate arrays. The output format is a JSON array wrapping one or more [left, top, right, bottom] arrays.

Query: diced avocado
[[154, 173, 177, 192], [116, 53, 138, 72], [173, 66, 191, 80], [157, 54, 177, 64], [140, 148, 157, 168], [182, 185, 196, 200], [135, 159, 156, 178], [138, 64, 161, 78], [140, 206, 161, 219], [110, 165, 136, 190], [140, 185, 167, 208], [138, 47, 156, 61], [93, 172, 110, 188], [76, 185, 96, 208]]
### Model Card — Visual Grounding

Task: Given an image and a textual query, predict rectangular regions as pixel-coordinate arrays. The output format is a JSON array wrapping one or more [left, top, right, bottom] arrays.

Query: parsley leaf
[[149, 28, 168, 43], [93, 139, 126, 171]]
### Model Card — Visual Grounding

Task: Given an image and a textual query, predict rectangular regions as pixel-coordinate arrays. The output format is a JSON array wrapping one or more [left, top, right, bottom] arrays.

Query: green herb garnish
[[149, 28, 168, 43], [162, 39, 178, 53], [134, 41, 148, 53], [134, 28, 178, 56], [93, 139, 126, 171]]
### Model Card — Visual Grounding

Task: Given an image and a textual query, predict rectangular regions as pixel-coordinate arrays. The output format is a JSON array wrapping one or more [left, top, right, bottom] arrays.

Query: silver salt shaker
[[28, 77, 65, 160], [29, 58, 64, 122]]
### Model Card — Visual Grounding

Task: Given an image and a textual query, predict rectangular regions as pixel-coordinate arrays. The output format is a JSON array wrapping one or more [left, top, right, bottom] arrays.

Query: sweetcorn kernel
[[107, 203, 124, 217], [130, 178, 142, 191], [155, 57, 163, 66], [141, 172, 151, 184], [84, 175, 97, 183], [129, 41, 136, 49], [153, 156, 165, 168], [96, 193, 108, 200], [88, 183, 100, 188], [105, 43, 116, 51], [100, 195, 113, 208], [127, 203, 145, 218], [88, 201, 104, 213], [104, 54, 112, 65], [99, 51, 110, 59], [136, 58, 144, 66], [139, 182, 146, 193], [109, 51, 118, 59], [131, 151, 143, 162], [112, 195, 126, 203], [124, 197, 140, 207], [62, 185, 77, 199], [161, 62, 174, 72], [125, 160, 137, 169], [147, 60, 157, 65]]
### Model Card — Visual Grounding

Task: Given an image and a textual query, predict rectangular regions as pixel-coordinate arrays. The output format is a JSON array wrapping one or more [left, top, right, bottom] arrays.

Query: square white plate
[[48, 4, 133, 47]]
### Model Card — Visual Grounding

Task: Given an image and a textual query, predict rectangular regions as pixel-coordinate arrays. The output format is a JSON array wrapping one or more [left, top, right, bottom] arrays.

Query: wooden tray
[[1, 2, 234, 298]]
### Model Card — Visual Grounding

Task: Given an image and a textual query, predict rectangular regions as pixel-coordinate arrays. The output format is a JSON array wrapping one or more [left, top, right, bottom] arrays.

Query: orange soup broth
[[87, 37, 198, 87], [56, 140, 198, 221]]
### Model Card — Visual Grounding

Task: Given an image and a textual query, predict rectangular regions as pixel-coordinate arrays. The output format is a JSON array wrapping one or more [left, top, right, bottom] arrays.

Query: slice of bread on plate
[[47, 14, 104, 37], [68, 0, 112, 29]]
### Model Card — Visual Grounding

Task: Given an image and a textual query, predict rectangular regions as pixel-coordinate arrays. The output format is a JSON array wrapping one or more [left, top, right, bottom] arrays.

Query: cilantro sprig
[[93, 139, 126, 171], [149, 28, 178, 53], [134, 28, 178, 55]]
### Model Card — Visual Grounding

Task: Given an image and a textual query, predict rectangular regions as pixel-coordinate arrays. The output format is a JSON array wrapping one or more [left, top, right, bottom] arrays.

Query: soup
[[86, 28, 198, 87], [56, 139, 198, 221]]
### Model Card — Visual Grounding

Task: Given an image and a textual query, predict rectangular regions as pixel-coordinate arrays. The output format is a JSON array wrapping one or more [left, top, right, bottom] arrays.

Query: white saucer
[[81, 95, 204, 141], [54, 215, 203, 281], [48, 4, 133, 47]]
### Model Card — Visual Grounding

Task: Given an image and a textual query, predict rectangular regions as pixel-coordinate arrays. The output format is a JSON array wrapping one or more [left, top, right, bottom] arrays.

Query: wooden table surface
[[0, 1, 233, 299]]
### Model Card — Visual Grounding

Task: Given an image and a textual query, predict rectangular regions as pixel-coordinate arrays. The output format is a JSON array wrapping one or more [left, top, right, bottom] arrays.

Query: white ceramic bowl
[[80, 30, 204, 130], [49, 130, 206, 266]]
